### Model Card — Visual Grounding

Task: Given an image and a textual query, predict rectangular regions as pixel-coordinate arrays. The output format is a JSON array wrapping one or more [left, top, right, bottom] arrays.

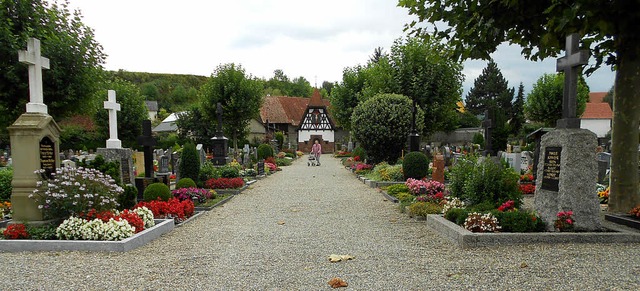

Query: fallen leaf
[[328, 277, 348, 288], [277, 220, 285, 225], [520, 262, 528, 268], [328, 254, 355, 262]]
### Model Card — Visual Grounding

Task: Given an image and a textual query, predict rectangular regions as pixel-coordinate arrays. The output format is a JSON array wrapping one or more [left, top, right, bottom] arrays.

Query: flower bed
[[135, 198, 195, 224], [205, 177, 245, 189]]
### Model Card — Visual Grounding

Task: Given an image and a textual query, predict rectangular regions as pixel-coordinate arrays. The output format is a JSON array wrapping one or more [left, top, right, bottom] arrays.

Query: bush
[[403, 152, 429, 180], [351, 93, 424, 163], [117, 185, 138, 211], [26, 224, 57, 240], [143, 183, 171, 202], [492, 210, 546, 232], [219, 165, 240, 178], [408, 202, 443, 218], [198, 161, 221, 185], [396, 192, 415, 203], [0, 167, 13, 201], [386, 184, 410, 197], [78, 155, 120, 185], [444, 208, 470, 225], [257, 144, 274, 160], [275, 132, 284, 149], [449, 155, 522, 208], [276, 158, 292, 167], [179, 142, 200, 183], [472, 132, 484, 147], [369, 163, 404, 181], [205, 177, 245, 189], [352, 146, 367, 161], [176, 178, 197, 189]]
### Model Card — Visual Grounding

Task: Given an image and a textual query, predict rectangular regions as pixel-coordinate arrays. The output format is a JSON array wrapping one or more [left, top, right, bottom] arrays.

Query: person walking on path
[[311, 139, 322, 166]]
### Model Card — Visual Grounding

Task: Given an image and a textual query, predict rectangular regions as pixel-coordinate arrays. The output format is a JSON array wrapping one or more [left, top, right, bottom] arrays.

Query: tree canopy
[[465, 60, 514, 116], [525, 73, 589, 127]]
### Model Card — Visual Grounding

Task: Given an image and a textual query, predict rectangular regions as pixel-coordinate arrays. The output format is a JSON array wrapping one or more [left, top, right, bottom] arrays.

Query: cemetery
[[1, 0, 640, 289]]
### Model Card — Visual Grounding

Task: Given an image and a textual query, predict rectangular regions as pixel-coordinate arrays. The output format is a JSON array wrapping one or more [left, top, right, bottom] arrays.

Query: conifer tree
[[511, 83, 526, 135], [465, 60, 514, 116]]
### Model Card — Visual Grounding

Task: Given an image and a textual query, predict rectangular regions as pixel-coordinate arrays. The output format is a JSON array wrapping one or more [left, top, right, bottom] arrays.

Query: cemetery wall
[[428, 127, 482, 146]]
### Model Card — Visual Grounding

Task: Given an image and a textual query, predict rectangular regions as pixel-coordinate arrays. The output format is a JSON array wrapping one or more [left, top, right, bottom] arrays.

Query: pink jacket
[[311, 143, 322, 155]]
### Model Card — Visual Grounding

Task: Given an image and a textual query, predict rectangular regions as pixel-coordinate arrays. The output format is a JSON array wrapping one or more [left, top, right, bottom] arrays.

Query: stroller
[[308, 153, 320, 166]]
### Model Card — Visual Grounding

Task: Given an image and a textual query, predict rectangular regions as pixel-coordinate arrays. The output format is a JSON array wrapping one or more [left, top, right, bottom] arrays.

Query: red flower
[[3, 224, 29, 239], [135, 198, 195, 223], [354, 156, 360, 162], [117, 209, 145, 233], [205, 178, 245, 189]]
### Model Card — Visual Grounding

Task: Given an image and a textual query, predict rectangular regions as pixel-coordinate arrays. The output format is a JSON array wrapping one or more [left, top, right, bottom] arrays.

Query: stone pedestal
[[534, 129, 601, 231], [96, 148, 134, 185], [211, 136, 228, 166], [432, 155, 445, 183], [8, 113, 61, 223]]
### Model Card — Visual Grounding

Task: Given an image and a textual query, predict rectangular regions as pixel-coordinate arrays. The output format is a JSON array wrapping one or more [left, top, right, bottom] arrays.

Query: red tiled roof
[[259, 95, 331, 126], [581, 102, 612, 119], [589, 92, 607, 103], [309, 88, 324, 107]]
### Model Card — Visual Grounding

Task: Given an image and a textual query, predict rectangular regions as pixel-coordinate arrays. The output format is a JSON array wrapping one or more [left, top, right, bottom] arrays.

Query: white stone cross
[[18, 38, 50, 114], [104, 90, 122, 148]]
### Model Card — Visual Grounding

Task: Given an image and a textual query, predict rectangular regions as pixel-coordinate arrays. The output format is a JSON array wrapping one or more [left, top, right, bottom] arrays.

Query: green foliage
[[220, 166, 240, 178], [94, 79, 148, 149], [59, 124, 102, 151], [396, 192, 415, 204], [200, 63, 264, 151], [179, 143, 200, 182], [262, 69, 313, 97], [457, 111, 481, 128], [368, 163, 404, 182], [156, 133, 183, 151], [0, 167, 13, 201], [386, 184, 410, 197], [511, 83, 526, 135], [408, 202, 443, 217], [329, 65, 367, 131], [175, 105, 217, 145], [77, 155, 120, 185], [275, 132, 284, 150], [465, 60, 514, 116], [492, 210, 546, 233], [403, 152, 429, 180], [26, 224, 57, 240], [352, 94, 424, 163], [0, 0, 106, 143], [143, 183, 171, 202], [351, 146, 367, 160], [276, 158, 292, 167], [117, 185, 138, 211], [198, 161, 220, 186], [472, 132, 484, 146], [449, 155, 522, 208], [176, 178, 196, 189], [257, 144, 274, 160], [444, 208, 470, 225], [525, 73, 589, 127]]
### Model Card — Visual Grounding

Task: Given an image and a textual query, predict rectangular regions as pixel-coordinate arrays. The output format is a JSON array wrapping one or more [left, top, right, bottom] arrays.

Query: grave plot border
[[194, 194, 235, 212]]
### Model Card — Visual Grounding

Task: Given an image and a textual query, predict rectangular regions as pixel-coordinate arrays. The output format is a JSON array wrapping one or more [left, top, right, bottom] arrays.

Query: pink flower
[[566, 219, 573, 225]]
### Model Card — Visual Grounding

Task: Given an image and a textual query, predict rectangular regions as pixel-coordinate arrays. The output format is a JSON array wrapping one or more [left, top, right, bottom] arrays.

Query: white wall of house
[[148, 111, 157, 121], [298, 130, 335, 142], [581, 119, 611, 137]]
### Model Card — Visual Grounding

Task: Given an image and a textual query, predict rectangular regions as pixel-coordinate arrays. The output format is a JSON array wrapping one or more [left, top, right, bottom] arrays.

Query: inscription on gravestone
[[39, 136, 56, 178], [541, 147, 561, 191], [121, 157, 131, 184]]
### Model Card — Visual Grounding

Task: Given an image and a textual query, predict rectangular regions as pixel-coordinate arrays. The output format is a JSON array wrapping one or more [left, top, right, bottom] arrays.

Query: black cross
[[482, 109, 493, 155], [556, 33, 589, 128], [136, 120, 156, 178], [216, 102, 224, 138]]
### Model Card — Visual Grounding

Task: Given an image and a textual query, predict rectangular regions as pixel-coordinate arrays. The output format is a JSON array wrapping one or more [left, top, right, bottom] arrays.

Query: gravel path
[[1, 155, 640, 290]]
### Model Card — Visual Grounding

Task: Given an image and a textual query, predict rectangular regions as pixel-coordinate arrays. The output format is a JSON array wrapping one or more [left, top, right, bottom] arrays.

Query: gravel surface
[[1, 155, 639, 290]]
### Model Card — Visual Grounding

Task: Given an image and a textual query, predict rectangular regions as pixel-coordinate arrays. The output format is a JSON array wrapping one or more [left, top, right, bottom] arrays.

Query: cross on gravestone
[[104, 90, 122, 148], [482, 109, 493, 155], [18, 38, 50, 114], [556, 33, 589, 129], [216, 102, 224, 138], [136, 120, 156, 178]]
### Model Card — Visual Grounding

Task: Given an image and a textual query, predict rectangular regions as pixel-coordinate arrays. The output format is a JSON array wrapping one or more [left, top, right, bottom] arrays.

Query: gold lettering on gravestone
[[541, 147, 561, 191], [39, 136, 56, 178]]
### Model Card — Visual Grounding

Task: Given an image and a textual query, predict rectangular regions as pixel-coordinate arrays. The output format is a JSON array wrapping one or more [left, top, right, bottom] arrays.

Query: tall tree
[[175, 104, 216, 145], [200, 63, 263, 152], [524, 73, 589, 127], [399, 0, 640, 212], [511, 83, 526, 135], [329, 65, 367, 132], [465, 60, 514, 116], [321, 81, 334, 96], [369, 46, 386, 64], [290, 76, 313, 97], [0, 0, 106, 144]]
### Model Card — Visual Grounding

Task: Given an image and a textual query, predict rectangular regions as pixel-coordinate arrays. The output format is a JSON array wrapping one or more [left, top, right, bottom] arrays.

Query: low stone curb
[[194, 194, 235, 212], [175, 211, 204, 227], [0, 219, 174, 252], [213, 184, 249, 195], [381, 191, 399, 203], [427, 214, 640, 249]]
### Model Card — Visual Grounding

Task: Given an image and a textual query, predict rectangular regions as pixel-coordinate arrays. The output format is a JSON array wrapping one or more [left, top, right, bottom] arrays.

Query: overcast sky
[[66, 0, 615, 98]]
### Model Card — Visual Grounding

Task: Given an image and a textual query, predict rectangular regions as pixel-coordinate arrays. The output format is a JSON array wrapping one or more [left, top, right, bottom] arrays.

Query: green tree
[[94, 79, 148, 149], [524, 73, 589, 127], [321, 81, 334, 96], [175, 104, 216, 145], [200, 63, 263, 152], [399, 0, 640, 212], [290, 76, 313, 97], [369, 46, 386, 64], [179, 142, 200, 183], [465, 60, 514, 116], [603, 86, 614, 109], [0, 0, 106, 144], [511, 83, 526, 135], [329, 65, 367, 132]]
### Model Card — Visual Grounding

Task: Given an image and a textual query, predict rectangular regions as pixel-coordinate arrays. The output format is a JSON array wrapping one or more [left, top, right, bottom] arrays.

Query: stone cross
[[556, 33, 589, 129], [482, 109, 493, 155], [136, 120, 157, 178], [104, 90, 122, 148], [18, 38, 50, 114], [216, 102, 223, 138]]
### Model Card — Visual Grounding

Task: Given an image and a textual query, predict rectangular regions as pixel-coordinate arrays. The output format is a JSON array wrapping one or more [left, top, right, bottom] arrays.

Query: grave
[[96, 90, 135, 185], [135, 120, 158, 199], [155, 154, 171, 187], [8, 38, 61, 223], [409, 100, 420, 152], [481, 109, 493, 156], [534, 33, 601, 231], [210, 103, 228, 165], [196, 144, 206, 166], [432, 154, 445, 183], [596, 152, 611, 184]]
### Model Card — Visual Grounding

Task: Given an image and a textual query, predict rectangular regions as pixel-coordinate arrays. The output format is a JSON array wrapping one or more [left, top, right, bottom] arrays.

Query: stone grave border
[[175, 211, 204, 227], [194, 194, 235, 212], [0, 219, 174, 252], [427, 214, 640, 249]]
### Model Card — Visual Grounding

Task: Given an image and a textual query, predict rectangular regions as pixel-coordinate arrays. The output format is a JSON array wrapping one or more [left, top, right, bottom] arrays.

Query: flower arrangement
[[414, 192, 446, 204], [228, 160, 243, 171], [172, 187, 214, 203], [29, 167, 122, 220], [518, 183, 536, 195], [554, 210, 575, 231], [135, 198, 195, 223], [265, 157, 277, 165], [519, 174, 534, 183], [3, 224, 29, 239], [497, 200, 516, 212], [264, 162, 278, 172], [205, 177, 245, 189], [0, 201, 11, 218], [77, 207, 150, 234], [240, 168, 257, 177], [296, 151, 304, 157], [441, 197, 465, 215], [169, 174, 177, 180], [277, 152, 286, 159], [597, 185, 609, 204], [334, 151, 351, 158], [353, 156, 361, 162], [628, 205, 640, 218], [353, 163, 373, 174], [405, 178, 445, 196], [464, 212, 501, 233], [56, 216, 135, 241], [132, 206, 155, 228]]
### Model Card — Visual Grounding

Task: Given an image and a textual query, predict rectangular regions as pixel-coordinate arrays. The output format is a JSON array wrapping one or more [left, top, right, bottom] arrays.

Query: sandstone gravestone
[[432, 155, 445, 183]]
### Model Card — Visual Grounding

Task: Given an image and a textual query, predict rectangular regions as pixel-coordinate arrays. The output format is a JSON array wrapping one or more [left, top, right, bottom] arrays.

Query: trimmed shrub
[[396, 192, 415, 203], [408, 202, 443, 218], [117, 185, 138, 211], [220, 165, 240, 178], [143, 183, 171, 202], [385, 184, 410, 197], [351, 93, 424, 163], [179, 142, 200, 183], [444, 208, 470, 225], [176, 178, 197, 189], [198, 161, 221, 185], [275, 132, 284, 149], [0, 167, 13, 201], [403, 152, 429, 180], [472, 132, 484, 147], [257, 144, 274, 160], [492, 210, 546, 232], [351, 146, 367, 161]]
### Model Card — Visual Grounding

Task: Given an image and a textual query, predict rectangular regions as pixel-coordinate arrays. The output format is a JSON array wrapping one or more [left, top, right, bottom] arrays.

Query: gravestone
[[9, 37, 61, 223], [210, 102, 229, 165], [135, 120, 157, 199], [482, 109, 493, 156], [347, 141, 353, 152], [409, 100, 420, 152], [155, 155, 171, 187], [62, 159, 76, 168], [596, 152, 611, 184], [521, 151, 533, 172], [96, 89, 135, 185], [534, 33, 600, 231], [257, 161, 265, 176], [432, 154, 445, 183], [196, 144, 206, 167]]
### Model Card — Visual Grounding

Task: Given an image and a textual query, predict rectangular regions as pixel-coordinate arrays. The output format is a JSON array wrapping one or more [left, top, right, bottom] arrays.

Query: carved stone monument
[[135, 120, 158, 199], [96, 90, 134, 185], [210, 102, 229, 165]]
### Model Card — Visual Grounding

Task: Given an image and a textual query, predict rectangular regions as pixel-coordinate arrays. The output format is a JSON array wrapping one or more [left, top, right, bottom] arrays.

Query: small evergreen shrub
[[408, 202, 443, 218], [179, 142, 200, 183], [220, 166, 240, 178], [351, 146, 367, 161], [276, 158, 292, 166], [386, 184, 410, 197], [492, 210, 546, 232], [396, 192, 415, 203], [0, 167, 13, 201], [117, 185, 138, 210], [143, 183, 171, 202], [403, 152, 429, 180], [257, 144, 274, 160], [472, 132, 484, 146], [198, 161, 221, 185], [275, 132, 284, 149], [444, 208, 470, 225], [176, 178, 197, 189]]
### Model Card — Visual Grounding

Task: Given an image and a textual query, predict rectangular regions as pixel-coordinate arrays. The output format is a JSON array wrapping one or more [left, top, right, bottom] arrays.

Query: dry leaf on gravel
[[277, 221, 285, 225], [328, 254, 354, 262], [328, 277, 348, 288]]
